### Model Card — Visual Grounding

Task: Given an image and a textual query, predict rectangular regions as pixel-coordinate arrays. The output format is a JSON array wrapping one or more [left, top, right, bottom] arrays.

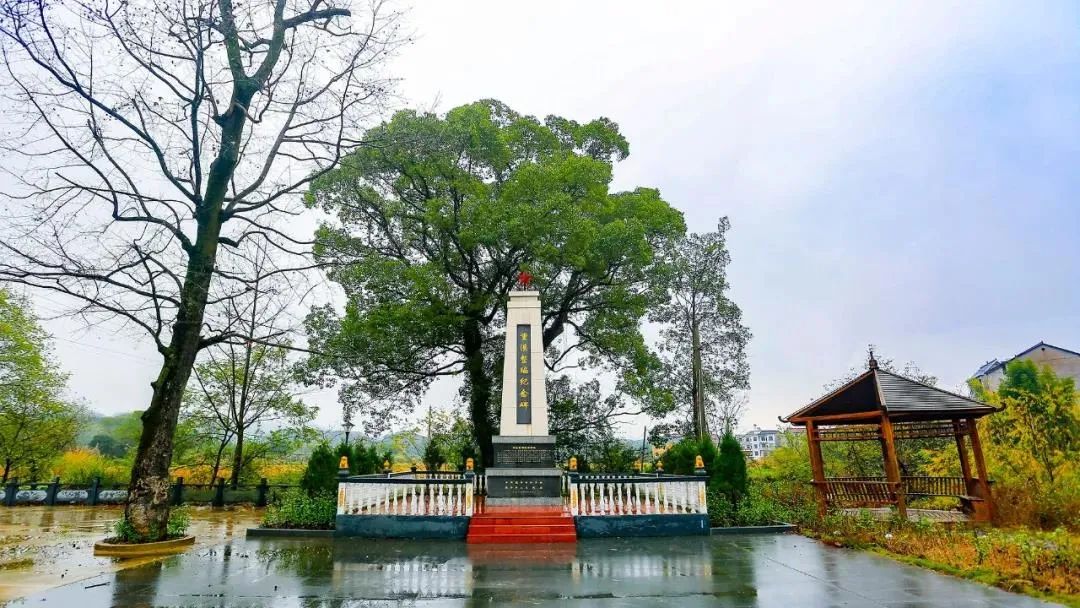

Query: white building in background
[[971, 341, 1080, 392], [737, 426, 781, 460]]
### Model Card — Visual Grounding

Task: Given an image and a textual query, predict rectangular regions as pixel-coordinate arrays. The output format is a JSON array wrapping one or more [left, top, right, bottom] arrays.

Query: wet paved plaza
[[0, 506, 261, 602], [5, 531, 1063, 607]]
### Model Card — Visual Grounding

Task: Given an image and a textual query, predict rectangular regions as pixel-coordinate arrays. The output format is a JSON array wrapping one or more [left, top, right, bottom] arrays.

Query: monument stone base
[[486, 436, 562, 500]]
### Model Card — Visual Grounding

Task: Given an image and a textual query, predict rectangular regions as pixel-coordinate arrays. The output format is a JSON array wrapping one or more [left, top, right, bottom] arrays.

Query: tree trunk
[[690, 319, 709, 441], [125, 322, 206, 540], [124, 102, 240, 540], [2, 458, 10, 484], [210, 435, 229, 483], [229, 428, 245, 489], [463, 317, 494, 467]]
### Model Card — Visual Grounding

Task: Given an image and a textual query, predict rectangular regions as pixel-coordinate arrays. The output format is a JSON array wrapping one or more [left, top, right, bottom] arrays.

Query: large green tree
[[304, 100, 686, 464], [0, 289, 81, 482], [975, 360, 1079, 485], [651, 218, 750, 440]]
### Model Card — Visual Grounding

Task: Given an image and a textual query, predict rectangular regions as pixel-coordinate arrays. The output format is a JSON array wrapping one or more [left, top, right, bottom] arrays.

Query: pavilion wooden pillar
[[967, 417, 993, 521], [805, 420, 827, 518], [879, 415, 906, 519], [953, 419, 973, 494]]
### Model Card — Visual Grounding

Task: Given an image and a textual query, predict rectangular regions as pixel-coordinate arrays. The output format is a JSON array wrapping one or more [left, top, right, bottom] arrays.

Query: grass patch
[[870, 548, 1079, 608]]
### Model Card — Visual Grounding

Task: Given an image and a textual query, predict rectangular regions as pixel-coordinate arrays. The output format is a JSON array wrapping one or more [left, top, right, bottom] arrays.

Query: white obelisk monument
[[498, 288, 549, 435], [486, 273, 561, 501]]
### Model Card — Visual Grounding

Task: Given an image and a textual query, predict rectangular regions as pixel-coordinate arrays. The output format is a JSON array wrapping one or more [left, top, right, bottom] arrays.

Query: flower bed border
[[93, 535, 195, 557], [246, 527, 335, 538], [710, 522, 796, 535]]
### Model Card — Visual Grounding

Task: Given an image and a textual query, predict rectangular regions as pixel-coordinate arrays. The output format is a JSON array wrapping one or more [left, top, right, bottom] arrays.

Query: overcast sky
[[30, 1, 1080, 436]]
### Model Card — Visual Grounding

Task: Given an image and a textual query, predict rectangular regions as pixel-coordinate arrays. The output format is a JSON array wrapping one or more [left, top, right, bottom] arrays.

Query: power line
[[50, 334, 157, 363]]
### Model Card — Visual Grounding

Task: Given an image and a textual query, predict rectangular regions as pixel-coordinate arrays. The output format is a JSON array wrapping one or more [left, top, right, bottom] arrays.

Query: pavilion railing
[[901, 476, 968, 497], [569, 474, 708, 516], [815, 479, 896, 506], [817, 475, 979, 504], [337, 473, 474, 517]]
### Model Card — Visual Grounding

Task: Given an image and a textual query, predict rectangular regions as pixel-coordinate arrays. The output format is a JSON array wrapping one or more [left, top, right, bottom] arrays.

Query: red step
[[466, 508, 577, 544], [469, 524, 573, 535], [472, 516, 569, 526], [466, 543, 577, 563], [467, 532, 577, 544]]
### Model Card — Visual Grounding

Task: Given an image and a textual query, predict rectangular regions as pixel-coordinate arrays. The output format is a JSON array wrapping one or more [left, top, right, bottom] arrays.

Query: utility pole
[[640, 426, 648, 473]]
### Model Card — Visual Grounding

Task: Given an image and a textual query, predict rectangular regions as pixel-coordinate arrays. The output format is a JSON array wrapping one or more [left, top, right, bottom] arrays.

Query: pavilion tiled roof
[[782, 364, 998, 424]]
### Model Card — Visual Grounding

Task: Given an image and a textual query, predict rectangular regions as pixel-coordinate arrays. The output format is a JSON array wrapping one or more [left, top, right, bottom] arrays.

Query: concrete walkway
[[6, 532, 1064, 607]]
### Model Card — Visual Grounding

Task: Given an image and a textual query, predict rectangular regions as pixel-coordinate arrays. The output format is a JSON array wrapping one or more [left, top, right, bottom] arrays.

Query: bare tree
[[0, 0, 401, 539], [185, 242, 314, 489]]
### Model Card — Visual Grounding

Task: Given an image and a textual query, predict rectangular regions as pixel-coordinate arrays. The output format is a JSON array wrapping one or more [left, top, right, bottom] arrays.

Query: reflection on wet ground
[[0, 505, 261, 602], [6, 532, 1063, 607]]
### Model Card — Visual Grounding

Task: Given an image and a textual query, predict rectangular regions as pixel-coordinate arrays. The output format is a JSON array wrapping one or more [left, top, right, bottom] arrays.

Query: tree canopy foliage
[[972, 360, 1079, 485], [304, 99, 686, 463], [0, 288, 81, 482], [185, 341, 314, 487], [651, 219, 750, 440]]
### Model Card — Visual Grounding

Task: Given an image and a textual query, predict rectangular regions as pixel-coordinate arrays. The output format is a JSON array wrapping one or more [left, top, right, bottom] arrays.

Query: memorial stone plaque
[[485, 474, 562, 498], [516, 324, 532, 424], [493, 441, 555, 468]]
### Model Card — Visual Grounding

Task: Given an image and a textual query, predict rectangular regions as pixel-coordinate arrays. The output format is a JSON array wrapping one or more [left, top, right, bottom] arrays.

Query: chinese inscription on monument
[[516, 324, 531, 424]]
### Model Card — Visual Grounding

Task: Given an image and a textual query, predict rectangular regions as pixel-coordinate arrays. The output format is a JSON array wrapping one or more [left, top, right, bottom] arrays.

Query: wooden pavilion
[[780, 355, 1001, 522]]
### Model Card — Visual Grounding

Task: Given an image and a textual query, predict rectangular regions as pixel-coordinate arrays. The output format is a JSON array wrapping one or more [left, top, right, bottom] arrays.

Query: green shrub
[[300, 443, 340, 496], [711, 432, 748, 503], [327, 440, 388, 477], [112, 517, 140, 543], [707, 480, 817, 527], [662, 436, 718, 475], [111, 507, 191, 542], [263, 488, 336, 529], [166, 507, 190, 536], [423, 439, 446, 472]]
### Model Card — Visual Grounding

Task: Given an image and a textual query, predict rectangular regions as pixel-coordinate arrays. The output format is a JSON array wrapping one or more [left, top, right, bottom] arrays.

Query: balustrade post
[[256, 478, 269, 507], [213, 477, 226, 507], [171, 476, 184, 506], [88, 477, 100, 506], [2, 478, 16, 507], [45, 477, 59, 506], [568, 473, 579, 515]]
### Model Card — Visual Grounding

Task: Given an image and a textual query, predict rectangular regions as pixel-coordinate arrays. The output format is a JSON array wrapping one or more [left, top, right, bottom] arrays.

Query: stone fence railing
[[568, 474, 708, 516], [1, 477, 295, 507]]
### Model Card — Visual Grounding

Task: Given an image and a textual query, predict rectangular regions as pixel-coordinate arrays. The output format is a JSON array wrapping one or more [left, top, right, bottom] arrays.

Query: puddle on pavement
[[1, 510, 1063, 607], [9, 534, 1061, 607], [0, 506, 262, 602]]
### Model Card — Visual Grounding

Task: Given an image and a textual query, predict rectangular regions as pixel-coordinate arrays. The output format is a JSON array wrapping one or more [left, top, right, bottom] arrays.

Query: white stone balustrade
[[568, 476, 708, 516], [337, 478, 474, 517]]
